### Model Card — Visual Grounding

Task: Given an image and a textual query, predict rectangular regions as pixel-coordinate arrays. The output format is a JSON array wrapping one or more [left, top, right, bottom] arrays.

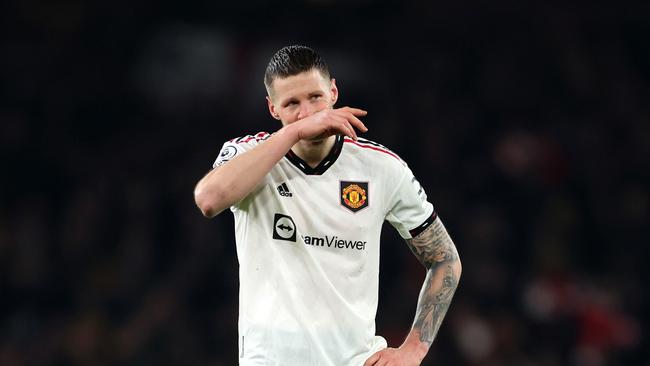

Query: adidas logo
[[277, 182, 292, 197]]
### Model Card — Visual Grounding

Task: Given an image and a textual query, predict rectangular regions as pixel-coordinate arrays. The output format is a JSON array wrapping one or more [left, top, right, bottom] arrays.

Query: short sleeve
[[385, 166, 436, 239], [209, 132, 271, 211], [212, 132, 270, 168], [213, 141, 244, 168]]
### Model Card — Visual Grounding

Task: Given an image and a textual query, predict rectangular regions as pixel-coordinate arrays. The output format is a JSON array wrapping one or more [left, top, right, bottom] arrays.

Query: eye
[[310, 94, 322, 100], [285, 100, 298, 107]]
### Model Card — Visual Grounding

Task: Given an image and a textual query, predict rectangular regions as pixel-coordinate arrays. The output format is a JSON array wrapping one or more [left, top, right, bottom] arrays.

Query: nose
[[297, 102, 316, 120]]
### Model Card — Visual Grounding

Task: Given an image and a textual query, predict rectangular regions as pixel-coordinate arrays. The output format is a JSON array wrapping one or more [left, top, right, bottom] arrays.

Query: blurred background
[[1, 1, 649, 365]]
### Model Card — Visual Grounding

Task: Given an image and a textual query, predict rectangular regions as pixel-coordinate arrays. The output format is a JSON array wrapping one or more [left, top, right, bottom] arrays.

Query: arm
[[194, 126, 298, 218], [193, 107, 368, 217], [365, 217, 461, 365], [401, 217, 461, 359]]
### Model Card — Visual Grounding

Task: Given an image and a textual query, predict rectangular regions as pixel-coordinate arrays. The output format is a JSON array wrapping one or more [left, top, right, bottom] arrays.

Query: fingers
[[339, 120, 357, 141], [295, 107, 367, 141], [339, 106, 368, 117], [348, 113, 368, 133], [346, 121, 358, 140], [328, 112, 359, 140], [333, 107, 369, 134]]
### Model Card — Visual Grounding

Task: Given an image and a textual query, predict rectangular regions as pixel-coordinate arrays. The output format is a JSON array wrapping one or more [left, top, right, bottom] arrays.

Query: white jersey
[[213, 132, 435, 366]]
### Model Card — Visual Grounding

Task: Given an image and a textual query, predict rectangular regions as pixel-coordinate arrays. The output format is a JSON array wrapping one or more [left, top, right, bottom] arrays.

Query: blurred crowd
[[1, 1, 648, 365]]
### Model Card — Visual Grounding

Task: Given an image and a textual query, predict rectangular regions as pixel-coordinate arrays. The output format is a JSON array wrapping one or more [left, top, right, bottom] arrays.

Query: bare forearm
[[411, 255, 461, 344], [402, 217, 461, 358], [194, 125, 298, 217], [194, 107, 369, 217]]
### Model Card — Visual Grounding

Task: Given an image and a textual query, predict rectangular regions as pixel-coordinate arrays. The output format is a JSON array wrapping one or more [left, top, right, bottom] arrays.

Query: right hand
[[290, 107, 368, 141]]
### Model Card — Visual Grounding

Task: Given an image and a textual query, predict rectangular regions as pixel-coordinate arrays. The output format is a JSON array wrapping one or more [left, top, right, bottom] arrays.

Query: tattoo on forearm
[[407, 218, 458, 267], [406, 218, 460, 346]]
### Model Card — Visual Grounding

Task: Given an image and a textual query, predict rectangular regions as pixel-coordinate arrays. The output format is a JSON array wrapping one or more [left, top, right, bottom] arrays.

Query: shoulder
[[213, 131, 271, 168], [227, 131, 271, 145], [222, 131, 272, 153], [343, 136, 407, 166]]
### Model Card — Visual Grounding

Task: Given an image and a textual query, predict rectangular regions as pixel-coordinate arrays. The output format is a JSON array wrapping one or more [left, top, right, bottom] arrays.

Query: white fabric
[[212, 133, 434, 366]]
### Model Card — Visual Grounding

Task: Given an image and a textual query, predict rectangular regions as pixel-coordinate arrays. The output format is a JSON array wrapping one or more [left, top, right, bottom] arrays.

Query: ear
[[266, 96, 281, 120], [330, 78, 339, 106]]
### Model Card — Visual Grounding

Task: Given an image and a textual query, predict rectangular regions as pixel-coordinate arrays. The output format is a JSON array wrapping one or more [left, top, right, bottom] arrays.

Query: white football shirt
[[212, 132, 435, 366]]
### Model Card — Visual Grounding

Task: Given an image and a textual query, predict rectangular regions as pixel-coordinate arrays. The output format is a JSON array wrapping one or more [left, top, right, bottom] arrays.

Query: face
[[267, 69, 338, 126]]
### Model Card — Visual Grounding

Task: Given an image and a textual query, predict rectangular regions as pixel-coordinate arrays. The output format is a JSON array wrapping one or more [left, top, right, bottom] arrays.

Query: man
[[194, 45, 461, 366]]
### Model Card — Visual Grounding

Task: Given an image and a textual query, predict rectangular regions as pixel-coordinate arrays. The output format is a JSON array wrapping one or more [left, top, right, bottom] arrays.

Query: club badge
[[340, 181, 369, 213]]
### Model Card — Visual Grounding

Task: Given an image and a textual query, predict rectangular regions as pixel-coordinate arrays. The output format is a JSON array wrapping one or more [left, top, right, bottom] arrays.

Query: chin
[[304, 135, 330, 144]]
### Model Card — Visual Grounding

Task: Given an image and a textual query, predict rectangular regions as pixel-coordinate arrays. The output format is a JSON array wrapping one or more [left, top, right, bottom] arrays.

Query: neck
[[292, 135, 337, 168]]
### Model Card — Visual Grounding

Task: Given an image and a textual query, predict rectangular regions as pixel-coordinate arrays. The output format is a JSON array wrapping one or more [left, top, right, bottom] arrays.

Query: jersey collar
[[285, 135, 344, 175]]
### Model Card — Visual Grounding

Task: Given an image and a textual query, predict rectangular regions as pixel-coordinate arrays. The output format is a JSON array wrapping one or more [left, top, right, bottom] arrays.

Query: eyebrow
[[280, 91, 323, 106], [281, 97, 298, 106]]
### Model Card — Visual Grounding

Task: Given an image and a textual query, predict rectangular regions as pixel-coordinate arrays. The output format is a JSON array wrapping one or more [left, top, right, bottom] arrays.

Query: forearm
[[401, 217, 461, 359], [405, 256, 461, 355], [194, 125, 299, 217]]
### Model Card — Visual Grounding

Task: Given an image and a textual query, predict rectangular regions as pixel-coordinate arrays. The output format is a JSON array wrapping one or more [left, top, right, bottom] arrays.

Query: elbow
[[194, 185, 226, 218], [197, 202, 219, 218]]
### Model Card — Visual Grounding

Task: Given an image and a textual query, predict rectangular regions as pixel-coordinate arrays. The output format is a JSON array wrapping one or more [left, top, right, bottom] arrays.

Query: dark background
[[1, 1, 649, 365]]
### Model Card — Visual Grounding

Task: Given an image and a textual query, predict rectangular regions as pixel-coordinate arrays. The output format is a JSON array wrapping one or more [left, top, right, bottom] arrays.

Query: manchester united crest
[[340, 181, 369, 213]]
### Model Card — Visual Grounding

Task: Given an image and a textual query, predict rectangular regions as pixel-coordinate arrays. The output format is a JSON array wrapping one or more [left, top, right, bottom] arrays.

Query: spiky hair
[[264, 45, 330, 91]]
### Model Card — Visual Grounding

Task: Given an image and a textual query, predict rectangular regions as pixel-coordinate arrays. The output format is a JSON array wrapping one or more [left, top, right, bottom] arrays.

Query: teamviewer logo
[[273, 213, 296, 242]]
